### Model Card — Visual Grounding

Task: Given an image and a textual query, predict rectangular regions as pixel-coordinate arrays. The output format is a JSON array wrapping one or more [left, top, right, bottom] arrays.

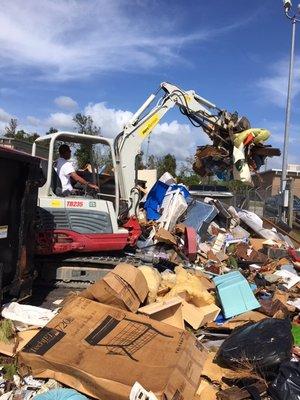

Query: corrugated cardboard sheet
[[20, 296, 207, 400]]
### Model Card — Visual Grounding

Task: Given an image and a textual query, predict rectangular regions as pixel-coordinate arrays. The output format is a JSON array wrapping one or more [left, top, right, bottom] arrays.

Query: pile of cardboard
[[0, 177, 300, 399], [15, 264, 207, 400], [0, 254, 297, 400]]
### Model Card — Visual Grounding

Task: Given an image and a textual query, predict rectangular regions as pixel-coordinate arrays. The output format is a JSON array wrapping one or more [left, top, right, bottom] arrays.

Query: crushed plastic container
[[183, 200, 218, 235], [213, 271, 260, 318], [158, 188, 188, 230]]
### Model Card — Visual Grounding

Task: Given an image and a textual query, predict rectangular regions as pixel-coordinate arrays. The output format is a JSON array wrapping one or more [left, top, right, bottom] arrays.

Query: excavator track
[[35, 253, 152, 288], [57, 254, 146, 266]]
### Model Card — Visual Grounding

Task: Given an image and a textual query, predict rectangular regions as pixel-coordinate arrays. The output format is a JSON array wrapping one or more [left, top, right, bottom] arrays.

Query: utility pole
[[288, 178, 295, 227], [280, 1, 300, 221]]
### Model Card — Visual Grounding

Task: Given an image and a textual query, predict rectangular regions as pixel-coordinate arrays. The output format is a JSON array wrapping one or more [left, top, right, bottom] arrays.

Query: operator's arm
[[70, 172, 99, 190]]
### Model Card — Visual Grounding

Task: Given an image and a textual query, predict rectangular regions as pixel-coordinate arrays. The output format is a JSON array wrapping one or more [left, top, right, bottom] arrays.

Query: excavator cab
[[32, 131, 130, 255]]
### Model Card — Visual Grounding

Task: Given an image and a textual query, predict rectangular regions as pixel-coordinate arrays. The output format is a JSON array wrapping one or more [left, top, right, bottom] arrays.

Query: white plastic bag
[[238, 210, 281, 241], [2, 302, 57, 329]]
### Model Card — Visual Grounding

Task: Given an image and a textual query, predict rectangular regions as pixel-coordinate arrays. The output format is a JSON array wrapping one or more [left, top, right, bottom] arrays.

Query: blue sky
[[0, 0, 299, 167]]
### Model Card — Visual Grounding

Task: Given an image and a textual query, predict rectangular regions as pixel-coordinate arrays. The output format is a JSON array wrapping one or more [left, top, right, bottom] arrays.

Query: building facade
[[253, 164, 300, 199]]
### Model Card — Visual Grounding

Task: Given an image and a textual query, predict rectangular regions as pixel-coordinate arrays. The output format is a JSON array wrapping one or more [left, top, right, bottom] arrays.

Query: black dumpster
[[0, 146, 41, 301]]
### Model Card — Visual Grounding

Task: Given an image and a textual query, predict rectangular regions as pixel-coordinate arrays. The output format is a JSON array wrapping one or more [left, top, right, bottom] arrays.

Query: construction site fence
[[231, 185, 273, 217]]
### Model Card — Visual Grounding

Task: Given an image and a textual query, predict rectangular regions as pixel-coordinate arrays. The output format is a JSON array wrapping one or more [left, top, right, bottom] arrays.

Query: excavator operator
[[56, 144, 99, 196]]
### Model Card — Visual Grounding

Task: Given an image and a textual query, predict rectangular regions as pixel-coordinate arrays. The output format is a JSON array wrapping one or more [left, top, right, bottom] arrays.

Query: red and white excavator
[[32, 82, 279, 283]]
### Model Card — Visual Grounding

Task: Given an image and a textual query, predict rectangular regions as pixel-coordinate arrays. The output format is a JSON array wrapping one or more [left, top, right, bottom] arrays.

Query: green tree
[[223, 179, 250, 192], [73, 113, 101, 168], [15, 130, 39, 143], [46, 127, 58, 135], [4, 118, 40, 143], [92, 142, 114, 173], [156, 153, 177, 178], [147, 154, 157, 169], [4, 118, 18, 137], [177, 156, 200, 186], [73, 113, 100, 136], [177, 174, 200, 186], [14, 129, 26, 141]]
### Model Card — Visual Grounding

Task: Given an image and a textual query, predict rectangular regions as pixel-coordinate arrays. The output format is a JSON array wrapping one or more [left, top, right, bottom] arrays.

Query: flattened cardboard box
[[178, 293, 220, 330], [20, 296, 207, 400], [80, 263, 148, 313], [138, 297, 184, 329], [181, 302, 220, 330]]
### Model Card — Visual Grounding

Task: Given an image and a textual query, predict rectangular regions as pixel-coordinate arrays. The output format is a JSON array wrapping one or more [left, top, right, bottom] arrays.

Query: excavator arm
[[113, 82, 275, 217]]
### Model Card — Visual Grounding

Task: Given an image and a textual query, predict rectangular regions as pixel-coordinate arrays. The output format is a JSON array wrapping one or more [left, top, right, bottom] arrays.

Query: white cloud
[[25, 100, 207, 161], [267, 156, 282, 170], [84, 102, 133, 137], [150, 120, 209, 161], [0, 107, 13, 122], [54, 96, 78, 110], [254, 118, 300, 170], [257, 57, 300, 107], [258, 119, 300, 147], [46, 112, 74, 130], [0, 87, 16, 96], [0, 121, 8, 133], [84, 101, 209, 161], [26, 115, 40, 126], [0, 0, 252, 81]]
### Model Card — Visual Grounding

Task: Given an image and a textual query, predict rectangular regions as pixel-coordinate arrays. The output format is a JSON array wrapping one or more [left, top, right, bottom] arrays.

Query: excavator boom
[[114, 82, 275, 216]]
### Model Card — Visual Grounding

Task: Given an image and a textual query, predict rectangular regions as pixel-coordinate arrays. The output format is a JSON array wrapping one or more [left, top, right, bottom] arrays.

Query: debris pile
[[193, 126, 281, 184], [0, 173, 299, 399]]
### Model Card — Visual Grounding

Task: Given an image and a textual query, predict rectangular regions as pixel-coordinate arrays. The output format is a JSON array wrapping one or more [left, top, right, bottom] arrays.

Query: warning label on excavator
[[51, 200, 63, 208], [0, 225, 8, 239], [138, 113, 159, 138]]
